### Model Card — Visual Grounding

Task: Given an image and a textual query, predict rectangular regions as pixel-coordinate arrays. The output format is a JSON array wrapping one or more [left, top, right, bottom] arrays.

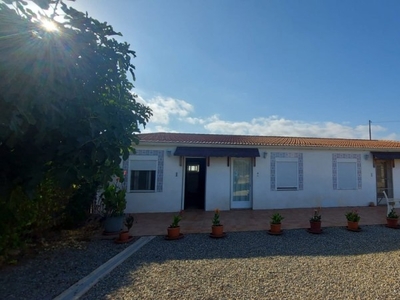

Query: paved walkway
[[129, 206, 387, 236]]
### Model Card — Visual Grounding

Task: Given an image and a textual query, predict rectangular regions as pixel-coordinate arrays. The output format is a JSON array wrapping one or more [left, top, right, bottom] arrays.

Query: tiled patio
[[130, 206, 388, 236]]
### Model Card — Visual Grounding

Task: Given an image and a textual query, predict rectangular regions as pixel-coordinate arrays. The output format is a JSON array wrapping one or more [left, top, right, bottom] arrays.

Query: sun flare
[[41, 19, 58, 32]]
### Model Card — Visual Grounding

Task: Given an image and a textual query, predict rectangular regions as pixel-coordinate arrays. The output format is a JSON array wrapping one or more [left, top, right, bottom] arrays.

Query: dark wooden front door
[[184, 158, 206, 210]]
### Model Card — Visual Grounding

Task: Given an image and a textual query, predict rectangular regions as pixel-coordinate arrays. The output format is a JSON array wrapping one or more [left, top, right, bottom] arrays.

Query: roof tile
[[138, 132, 400, 150]]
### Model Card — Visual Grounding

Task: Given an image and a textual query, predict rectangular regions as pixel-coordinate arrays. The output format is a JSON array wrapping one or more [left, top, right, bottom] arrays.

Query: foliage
[[310, 208, 321, 222], [124, 214, 134, 231], [345, 210, 361, 222], [0, 187, 35, 257], [170, 211, 183, 228], [388, 208, 399, 219], [0, 0, 151, 258], [29, 176, 72, 232], [212, 209, 221, 226], [101, 182, 126, 217], [62, 180, 99, 228], [0, 0, 151, 199], [0, 178, 71, 258], [271, 212, 284, 224]]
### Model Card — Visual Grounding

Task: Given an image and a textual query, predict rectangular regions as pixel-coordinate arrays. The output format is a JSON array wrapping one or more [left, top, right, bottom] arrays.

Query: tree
[[0, 0, 152, 198], [0, 0, 152, 255]]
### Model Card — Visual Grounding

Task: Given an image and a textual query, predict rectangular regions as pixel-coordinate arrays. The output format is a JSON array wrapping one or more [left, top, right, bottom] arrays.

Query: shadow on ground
[[81, 225, 400, 299]]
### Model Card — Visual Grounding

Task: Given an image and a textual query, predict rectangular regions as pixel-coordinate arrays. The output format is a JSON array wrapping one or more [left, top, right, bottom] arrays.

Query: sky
[[64, 0, 400, 140]]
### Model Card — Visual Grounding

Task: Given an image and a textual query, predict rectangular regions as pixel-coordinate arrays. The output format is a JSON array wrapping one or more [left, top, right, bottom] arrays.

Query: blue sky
[[66, 0, 400, 140]]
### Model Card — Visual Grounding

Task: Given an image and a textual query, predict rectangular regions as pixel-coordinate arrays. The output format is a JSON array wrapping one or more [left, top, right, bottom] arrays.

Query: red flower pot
[[119, 230, 130, 241], [270, 223, 281, 233], [347, 221, 359, 230], [310, 221, 322, 232], [167, 226, 180, 238], [212, 225, 224, 236], [387, 218, 398, 228]]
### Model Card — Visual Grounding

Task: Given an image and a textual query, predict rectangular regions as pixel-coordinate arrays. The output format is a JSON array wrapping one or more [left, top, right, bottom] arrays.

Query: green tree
[[0, 0, 152, 256], [0, 0, 152, 197]]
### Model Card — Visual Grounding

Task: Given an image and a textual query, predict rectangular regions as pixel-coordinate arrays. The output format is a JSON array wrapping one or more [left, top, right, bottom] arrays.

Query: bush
[[0, 178, 72, 259], [63, 180, 99, 228]]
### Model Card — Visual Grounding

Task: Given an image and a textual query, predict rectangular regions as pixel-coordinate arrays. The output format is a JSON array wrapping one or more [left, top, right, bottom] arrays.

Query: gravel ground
[[0, 237, 133, 300], [3, 226, 400, 300]]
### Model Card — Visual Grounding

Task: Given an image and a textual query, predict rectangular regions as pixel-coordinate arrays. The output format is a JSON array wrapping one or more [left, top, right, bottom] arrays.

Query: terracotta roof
[[138, 132, 400, 150]]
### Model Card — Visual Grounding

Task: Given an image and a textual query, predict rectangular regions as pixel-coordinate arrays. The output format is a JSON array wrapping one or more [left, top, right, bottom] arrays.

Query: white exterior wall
[[125, 146, 184, 213], [204, 157, 231, 211], [126, 145, 396, 213], [252, 149, 376, 209]]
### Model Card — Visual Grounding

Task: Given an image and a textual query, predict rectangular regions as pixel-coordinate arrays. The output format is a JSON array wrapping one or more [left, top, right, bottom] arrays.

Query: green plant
[[0, 1, 152, 215], [310, 209, 321, 222], [170, 211, 183, 228], [388, 208, 399, 219], [271, 212, 284, 224], [0, 179, 72, 260], [212, 209, 221, 226], [101, 183, 126, 217], [345, 210, 361, 222], [124, 214, 134, 230], [63, 180, 99, 228]]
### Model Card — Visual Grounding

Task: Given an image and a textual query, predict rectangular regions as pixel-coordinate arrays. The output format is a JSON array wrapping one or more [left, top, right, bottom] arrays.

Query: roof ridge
[[138, 132, 396, 143]]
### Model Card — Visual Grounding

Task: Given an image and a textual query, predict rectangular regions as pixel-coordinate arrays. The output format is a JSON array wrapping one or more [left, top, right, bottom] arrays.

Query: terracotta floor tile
[[131, 206, 387, 236]]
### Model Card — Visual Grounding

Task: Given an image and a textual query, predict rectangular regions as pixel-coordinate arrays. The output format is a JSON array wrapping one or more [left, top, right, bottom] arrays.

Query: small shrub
[[271, 213, 284, 224]]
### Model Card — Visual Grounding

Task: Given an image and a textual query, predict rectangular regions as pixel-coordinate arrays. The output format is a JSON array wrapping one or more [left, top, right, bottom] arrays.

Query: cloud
[[137, 95, 193, 125], [204, 116, 392, 139], [137, 94, 397, 140]]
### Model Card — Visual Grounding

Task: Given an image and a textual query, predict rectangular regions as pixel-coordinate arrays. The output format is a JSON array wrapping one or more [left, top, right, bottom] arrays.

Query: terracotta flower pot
[[119, 230, 130, 241], [167, 226, 180, 238], [387, 218, 398, 228], [310, 221, 321, 232], [212, 225, 224, 236], [270, 223, 281, 233], [347, 221, 359, 230]]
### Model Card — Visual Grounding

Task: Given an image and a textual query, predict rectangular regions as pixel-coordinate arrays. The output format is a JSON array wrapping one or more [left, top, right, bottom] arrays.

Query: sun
[[41, 19, 58, 32]]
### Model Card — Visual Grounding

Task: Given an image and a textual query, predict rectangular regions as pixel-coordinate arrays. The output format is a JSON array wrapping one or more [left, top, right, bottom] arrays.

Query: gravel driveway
[[2, 225, 400, 299]]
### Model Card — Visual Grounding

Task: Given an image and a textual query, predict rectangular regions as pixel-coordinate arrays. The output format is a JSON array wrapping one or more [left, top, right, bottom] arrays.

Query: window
[[337, 161, 357, 190], [276, 159, 298, 190], [130, 159, 157, 192], [332, 154, 361, 190], [270, 152, 303, 191], [187, 164, 199, 172], [130, 170, 155, 191]]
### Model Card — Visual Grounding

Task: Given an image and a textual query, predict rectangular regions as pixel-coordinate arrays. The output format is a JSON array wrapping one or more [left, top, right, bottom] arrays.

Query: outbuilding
[[123, 132, 400, 213]]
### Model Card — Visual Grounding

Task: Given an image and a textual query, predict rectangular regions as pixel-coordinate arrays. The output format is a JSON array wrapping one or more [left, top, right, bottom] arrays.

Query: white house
[[123, 132, 400, 213]]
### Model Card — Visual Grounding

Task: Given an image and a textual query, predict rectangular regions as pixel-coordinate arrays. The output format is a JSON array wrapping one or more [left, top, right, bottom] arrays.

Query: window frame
[[129, 157, 158, 193], [336, 159, 357, 190], [275, 158, 299, 191]]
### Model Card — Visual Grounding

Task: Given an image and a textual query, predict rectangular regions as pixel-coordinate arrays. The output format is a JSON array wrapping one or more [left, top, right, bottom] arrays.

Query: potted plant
[[270, 212, 284, 233], [345, 210, 360, 231], [101, 182, 127, 234], [309, 208, 322, 233], [387, 208, 399, 228], [167, 211, 183, 239], [211, 209, 224, 236], [119, 214, 134, 241]]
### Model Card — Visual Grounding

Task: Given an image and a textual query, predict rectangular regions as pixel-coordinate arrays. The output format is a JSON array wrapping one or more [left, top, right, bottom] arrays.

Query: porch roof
[[372, 152, 400, 159], [174, 146, 260, 157]]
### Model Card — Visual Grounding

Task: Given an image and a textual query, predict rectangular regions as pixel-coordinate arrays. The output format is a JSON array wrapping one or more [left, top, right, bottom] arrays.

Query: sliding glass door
[[231, 158, 252, 209]]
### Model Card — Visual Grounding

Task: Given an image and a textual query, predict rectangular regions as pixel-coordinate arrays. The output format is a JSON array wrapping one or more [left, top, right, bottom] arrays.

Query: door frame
[[375, 159, 394, 203], [183, 157, 206, 210], [230, 157, 253, 209]]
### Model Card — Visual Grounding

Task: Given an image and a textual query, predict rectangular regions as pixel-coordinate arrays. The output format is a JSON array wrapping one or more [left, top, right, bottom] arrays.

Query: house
[[122, 132, 400, 213]]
